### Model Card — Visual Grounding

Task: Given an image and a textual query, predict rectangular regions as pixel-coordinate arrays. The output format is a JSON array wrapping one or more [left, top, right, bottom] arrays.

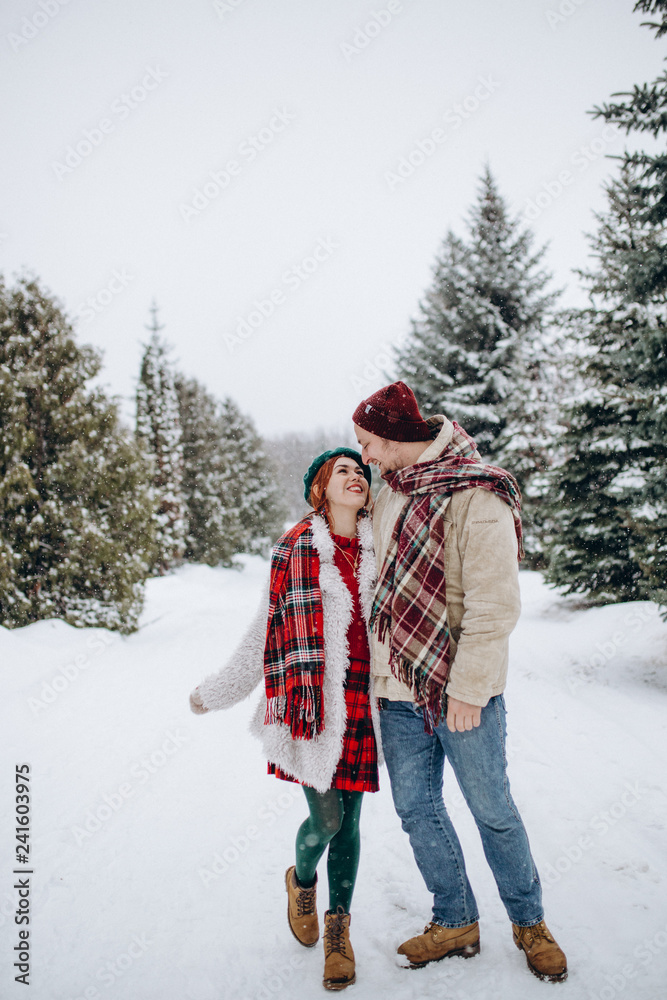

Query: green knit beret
[[303, 447, 372, 503]]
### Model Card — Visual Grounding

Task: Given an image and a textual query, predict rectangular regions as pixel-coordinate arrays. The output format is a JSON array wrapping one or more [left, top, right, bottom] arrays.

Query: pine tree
[[395, 167, 560, 562], [176, 377, 287, 564], [549, 2, 667, 604], [0, 274, 155, 632], [176, 376, 245, 565], [545, 165, 667, 603], [591, 1, 667, 298], [218, 397, 287, 556], [135, 304, 186, 573]]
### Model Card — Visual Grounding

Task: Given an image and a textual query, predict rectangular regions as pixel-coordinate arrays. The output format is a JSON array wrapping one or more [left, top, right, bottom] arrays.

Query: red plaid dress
[[269, 532, 379, 793]]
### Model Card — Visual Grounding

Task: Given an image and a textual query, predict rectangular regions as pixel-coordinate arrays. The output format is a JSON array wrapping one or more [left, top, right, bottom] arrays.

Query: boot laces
[[527, 922, 555, 946], [296, 882, 316, 917], [325, 907, 348, 954]]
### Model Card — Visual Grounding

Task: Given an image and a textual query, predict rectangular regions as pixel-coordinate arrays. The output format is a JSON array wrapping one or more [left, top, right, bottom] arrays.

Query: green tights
[[295, 787, 364, 914]]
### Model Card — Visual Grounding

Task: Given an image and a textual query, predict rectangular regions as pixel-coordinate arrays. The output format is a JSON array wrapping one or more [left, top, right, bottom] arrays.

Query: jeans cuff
[[510, 913, 545, 928], [432, 914, 480, 929]]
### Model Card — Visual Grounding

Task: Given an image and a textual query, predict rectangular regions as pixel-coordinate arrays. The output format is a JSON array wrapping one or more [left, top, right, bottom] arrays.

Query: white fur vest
[[195, 514, 383, 793]]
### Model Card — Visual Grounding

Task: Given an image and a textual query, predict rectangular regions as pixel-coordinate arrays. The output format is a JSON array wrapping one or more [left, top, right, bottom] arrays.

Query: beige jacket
[[371, 415, 521, 708]]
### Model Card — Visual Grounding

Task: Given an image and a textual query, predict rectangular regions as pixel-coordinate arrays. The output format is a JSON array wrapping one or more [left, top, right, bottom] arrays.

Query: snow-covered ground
[[2, 561, 667, 1000]]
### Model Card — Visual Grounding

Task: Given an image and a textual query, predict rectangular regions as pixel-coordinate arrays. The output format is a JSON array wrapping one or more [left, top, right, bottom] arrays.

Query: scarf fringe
[[264, 695, 286, 726], [370, 607, 392, 645], [264, 689, 324, 741], [391, 652, 448, 736]]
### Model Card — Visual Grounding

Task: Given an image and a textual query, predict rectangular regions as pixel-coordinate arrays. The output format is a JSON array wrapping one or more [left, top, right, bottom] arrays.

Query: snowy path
[[2, 561, 667, 1000]]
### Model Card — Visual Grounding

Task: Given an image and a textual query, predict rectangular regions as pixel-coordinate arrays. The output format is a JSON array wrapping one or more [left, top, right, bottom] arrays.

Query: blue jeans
[[380, 696, 543, 928]]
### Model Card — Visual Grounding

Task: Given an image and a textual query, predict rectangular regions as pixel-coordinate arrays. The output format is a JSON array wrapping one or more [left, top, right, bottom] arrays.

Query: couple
[[190, 382, 567, 990]]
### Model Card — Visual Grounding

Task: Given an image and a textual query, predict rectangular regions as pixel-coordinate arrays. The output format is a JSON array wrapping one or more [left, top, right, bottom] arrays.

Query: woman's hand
[[190, 688, 209, 715]]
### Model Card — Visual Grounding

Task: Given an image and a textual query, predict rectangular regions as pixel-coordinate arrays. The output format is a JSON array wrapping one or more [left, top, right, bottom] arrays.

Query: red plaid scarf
[[263, 518, 326, 740], [370, 423, 523, 732]]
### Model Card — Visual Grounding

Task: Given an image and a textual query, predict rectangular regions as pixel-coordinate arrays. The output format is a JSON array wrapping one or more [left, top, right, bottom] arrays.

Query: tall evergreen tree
[[218, 397, 287, 556], [0, 274, 155, 632], [548, 3, 667, 604], [136, 304, 186, 573], [591, 0, 667, 298], [395, 167, 560, 561], [176, 376, 245, 565], [177, 377, 287, 564], [545, 166, 667, 601]]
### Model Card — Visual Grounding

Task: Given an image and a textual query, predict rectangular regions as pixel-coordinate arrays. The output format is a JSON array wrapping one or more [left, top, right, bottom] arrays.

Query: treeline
[[0, 287, 287, 633]]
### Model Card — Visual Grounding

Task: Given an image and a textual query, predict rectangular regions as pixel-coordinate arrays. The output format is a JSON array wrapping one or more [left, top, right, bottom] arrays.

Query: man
[[352, 381, 567, 983]]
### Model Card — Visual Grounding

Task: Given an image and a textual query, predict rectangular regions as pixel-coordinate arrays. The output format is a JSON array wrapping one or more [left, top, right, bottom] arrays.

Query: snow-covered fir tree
[[546, 168, 667, 602], [0, 274, 155, 632], [546, 0, 667, 604], [176, 376, 245, 565], [395, 168, 560, 562], [135, 304, 186, 574], [218, 397, 287, 556], [591, 0, 667, 300]]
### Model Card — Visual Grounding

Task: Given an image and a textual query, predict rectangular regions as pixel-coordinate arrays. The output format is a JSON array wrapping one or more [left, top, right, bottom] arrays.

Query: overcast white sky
[[1, 0, 664, 437]]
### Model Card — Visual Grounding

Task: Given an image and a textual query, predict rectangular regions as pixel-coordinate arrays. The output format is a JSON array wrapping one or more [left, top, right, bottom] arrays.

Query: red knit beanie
[[352, 381, 432, 442]]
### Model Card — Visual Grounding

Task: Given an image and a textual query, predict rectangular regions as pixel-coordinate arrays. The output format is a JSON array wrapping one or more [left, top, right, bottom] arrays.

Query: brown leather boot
[[323, 906, 356, 990], [285, 866, 318, 947], [397, 921, 480, 968], [512, 920, 568, 982]]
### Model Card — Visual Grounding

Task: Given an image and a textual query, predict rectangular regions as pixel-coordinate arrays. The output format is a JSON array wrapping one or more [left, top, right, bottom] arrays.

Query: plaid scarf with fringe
[[370, 422, 523, 733], [263, 517, 326, 740]]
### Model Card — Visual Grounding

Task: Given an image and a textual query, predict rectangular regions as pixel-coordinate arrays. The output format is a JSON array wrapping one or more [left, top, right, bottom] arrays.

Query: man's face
[[353, 424, 404, 475]]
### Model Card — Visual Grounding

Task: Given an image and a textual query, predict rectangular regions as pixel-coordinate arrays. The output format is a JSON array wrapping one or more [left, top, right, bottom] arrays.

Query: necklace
[[333, 540, 360, 576]]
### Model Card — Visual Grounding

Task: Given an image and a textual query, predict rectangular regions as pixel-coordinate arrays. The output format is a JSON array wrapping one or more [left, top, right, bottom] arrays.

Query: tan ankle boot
[[397, 921, 480, 968], [512, 920, 567, 982], [285, 866, 318, 947], [323, 906, 356, 991]]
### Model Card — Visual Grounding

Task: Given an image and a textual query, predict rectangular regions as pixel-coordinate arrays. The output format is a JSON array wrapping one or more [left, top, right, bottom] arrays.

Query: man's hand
[[446, 697, 481, 732]]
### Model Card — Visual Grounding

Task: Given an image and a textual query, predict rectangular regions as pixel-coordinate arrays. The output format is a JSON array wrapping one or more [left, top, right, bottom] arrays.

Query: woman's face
[[324, 456, 369, 511]]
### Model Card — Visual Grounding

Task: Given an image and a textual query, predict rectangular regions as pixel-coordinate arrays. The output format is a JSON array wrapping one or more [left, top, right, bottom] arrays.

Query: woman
[[189, 448, 381, 991]]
